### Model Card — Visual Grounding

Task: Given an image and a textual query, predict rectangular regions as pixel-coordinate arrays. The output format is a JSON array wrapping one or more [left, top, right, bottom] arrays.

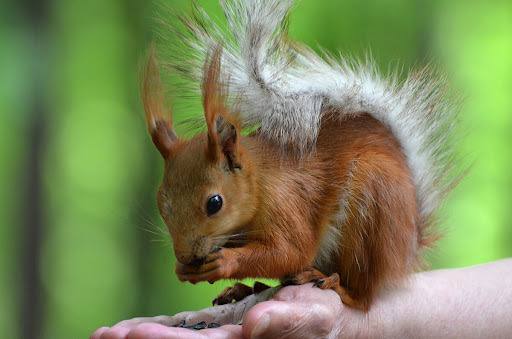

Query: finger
[[200, 325, 243, 339], [243, 300, 335, 339], [127, 323, 206, 339], [90, 326, 109, 339], [101, 318, 158, 339], [90, 318, 152, 339], [126, 323, 243, 339], [114, 317, 154, 328], [97, 325, 131, 339]]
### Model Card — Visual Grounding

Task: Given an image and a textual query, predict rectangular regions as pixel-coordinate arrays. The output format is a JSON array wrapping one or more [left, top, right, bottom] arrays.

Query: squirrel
[[142, 0, 458, 311]]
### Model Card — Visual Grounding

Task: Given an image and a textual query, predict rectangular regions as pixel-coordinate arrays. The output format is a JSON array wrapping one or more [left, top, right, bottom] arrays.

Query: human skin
[[91, 259, 512, 339]]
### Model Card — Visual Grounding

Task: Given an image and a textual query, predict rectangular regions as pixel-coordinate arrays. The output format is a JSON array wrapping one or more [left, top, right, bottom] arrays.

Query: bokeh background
[[1, 0, 511, 338]]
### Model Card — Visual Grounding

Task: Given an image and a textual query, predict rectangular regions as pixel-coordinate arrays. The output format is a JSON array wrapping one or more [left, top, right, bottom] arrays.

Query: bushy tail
[[158, 0, 460, 244]]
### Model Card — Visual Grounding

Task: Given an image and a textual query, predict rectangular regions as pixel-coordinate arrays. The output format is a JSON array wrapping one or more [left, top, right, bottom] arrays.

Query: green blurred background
[[0, 0, 511, 338]]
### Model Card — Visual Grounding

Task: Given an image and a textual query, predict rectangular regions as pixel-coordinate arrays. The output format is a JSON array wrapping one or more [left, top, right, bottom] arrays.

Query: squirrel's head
[[142, 46, 258, 265]]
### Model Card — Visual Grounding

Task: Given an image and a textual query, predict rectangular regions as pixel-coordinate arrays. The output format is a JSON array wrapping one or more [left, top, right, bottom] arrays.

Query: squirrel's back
[[239, 110, 420, 308]]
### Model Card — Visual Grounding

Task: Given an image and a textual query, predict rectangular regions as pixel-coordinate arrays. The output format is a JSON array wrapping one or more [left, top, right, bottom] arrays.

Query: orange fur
[[143, 50, 425, 311]]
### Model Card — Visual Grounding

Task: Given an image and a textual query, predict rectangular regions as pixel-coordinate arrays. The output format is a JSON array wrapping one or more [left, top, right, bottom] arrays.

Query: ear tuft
[[141, 44, 177, 158], [203, 45, 226, 137], [202, 46, 242, 170]]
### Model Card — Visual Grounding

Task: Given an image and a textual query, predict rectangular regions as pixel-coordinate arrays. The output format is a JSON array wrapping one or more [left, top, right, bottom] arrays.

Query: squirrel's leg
[[313, 273, 362, 310], [228, 240, 317, 279], [333, 152, 419, 311]]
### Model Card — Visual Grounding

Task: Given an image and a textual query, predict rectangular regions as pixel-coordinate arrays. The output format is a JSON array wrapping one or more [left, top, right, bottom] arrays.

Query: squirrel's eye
[[206, 194, 223, 216]]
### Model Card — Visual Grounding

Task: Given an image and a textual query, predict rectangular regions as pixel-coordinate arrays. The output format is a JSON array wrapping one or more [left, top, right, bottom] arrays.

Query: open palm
[[90, 284, 347, 339]]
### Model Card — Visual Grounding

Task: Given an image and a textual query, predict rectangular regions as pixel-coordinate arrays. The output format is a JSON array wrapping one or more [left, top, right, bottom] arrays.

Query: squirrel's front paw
[[175, 249, 238, 284]]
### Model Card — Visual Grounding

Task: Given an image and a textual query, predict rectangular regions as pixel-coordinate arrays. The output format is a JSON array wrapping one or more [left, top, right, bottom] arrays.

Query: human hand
[[90, 283, 361, 339]]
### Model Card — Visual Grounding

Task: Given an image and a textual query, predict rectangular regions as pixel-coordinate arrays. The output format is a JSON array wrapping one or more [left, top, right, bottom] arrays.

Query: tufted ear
[[202, 46, 241, 170], [141, 45, 178, 158], [213, 114, 241, 170]]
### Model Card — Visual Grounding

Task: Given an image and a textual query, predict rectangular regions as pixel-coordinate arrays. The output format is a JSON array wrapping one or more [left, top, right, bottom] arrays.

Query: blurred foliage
[[0, 0, 510, 338]]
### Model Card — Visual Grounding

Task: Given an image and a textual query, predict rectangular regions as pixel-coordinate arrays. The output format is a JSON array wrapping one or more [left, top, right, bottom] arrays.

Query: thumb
[[243, 300, 335, 339]]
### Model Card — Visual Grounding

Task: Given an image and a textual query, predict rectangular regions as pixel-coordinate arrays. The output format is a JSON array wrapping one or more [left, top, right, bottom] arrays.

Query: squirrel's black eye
[[206, 194, 223, 216]]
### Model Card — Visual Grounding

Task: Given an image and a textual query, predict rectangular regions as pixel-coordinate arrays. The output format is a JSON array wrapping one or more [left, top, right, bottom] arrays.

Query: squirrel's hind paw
[[316, 273, 368, 311], [281, 268, 368, 311]]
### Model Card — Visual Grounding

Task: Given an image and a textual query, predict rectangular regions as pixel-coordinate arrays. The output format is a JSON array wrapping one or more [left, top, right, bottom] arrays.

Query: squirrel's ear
[[203, 46, 242, 170], [213, 115, 241, 170], [141, 44, 178, 158]]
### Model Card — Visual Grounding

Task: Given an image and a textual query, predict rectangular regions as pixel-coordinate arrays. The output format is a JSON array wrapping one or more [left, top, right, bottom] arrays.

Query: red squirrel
[[142, 0, 458, 311]]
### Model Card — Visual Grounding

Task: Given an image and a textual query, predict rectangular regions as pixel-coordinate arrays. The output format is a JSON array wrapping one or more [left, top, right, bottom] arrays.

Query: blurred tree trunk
[[123, 0, 161, 315], [19, 0, 49, 338]]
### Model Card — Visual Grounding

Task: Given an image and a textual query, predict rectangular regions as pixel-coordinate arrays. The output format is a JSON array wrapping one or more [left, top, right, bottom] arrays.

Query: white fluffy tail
[[159, 0, 459, 237]]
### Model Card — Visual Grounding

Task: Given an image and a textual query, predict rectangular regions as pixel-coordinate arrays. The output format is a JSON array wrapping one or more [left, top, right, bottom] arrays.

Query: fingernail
[[251, 313, 270, 339]]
